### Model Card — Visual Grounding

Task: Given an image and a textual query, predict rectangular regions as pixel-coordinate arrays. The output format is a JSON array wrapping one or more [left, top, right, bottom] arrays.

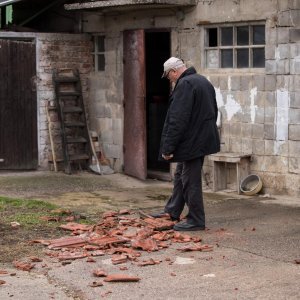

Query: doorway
[[145, 31, 170, 180], [0, 39, 38, 170], [123, 29, 170, 181]]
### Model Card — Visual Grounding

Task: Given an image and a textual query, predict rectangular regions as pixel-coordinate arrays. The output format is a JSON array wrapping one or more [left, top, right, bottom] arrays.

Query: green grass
[[0, 196, 60, 228], [0, 196, 93, 228], [0, 196, 57, 211]]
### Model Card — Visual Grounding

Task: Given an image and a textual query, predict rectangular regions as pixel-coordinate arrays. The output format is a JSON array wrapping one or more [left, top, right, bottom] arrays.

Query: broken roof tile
[[104, 274, 140, 282]]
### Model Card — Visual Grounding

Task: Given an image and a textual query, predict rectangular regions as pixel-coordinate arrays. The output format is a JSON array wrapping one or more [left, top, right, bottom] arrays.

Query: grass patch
[[0, 196, 61, 228], [0, 196, 94, 263], [0, 196, 57, 211]]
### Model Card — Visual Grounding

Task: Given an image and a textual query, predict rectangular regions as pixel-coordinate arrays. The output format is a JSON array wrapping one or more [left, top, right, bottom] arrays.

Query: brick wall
[[36, 33, 93, 169]]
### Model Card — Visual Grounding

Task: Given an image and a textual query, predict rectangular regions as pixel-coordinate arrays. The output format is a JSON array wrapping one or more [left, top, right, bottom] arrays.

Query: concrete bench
[[208, 152, 252, 194]]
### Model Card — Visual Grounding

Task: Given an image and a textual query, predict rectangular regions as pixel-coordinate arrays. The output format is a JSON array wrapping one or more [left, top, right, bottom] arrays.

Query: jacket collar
[[173, 66, 197, 91], [168, 67, 197, 104]]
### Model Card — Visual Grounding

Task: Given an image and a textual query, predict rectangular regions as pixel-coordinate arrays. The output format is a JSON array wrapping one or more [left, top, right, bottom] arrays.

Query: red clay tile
[[58, 251, 88, 261], [137, 258, 161, 266], [108, 247, 141, 258], [59, 222, 92, 231], [90, 250, 105, 256], [152, 232, 170, 241], [131, 238, 159, 252], [102, 211, 118, 218], [178, 243, 214, 252], [29, 256, 43, 262], [83, 245, 100, 251], [143, 218, 175, 231], [13, 261, 35, 271], [136, 227, 154, 239], [47, 236, 88, 249], [88, 236, 129, 247], [104, 274, 140, 282], [93, 269, 108, 277], [111, 254, 128, 265]]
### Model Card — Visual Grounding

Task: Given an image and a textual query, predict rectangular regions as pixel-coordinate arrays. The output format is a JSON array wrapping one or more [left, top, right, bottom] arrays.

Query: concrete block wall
[[194, 2, 300, 196], [77, 0, 299, 196], [87, 31, 124, 171]]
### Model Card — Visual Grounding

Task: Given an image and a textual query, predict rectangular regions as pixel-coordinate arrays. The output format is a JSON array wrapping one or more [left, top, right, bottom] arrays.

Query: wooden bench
[[209, 152, 252, 194]]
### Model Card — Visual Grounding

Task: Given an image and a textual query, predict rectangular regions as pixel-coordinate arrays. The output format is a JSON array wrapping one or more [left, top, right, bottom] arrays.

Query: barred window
[[205, 24, 265, 69], [92, 35, 105, 71]]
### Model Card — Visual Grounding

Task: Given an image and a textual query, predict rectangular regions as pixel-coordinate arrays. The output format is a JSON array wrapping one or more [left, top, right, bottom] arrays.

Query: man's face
[[166, 69, 178, 83]]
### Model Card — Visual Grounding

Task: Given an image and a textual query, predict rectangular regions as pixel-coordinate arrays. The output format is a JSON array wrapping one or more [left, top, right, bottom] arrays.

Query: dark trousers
[[164, 156, 205, 227]]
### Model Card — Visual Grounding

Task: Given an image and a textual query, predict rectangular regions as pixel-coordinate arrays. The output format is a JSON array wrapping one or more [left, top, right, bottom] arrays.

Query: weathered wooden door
[[0, 39, 38, 169], [123, 30, 147, 180]]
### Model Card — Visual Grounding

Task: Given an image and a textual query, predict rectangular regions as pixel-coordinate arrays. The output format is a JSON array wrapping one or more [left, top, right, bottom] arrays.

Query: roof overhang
[[0, 0, 23, 7], [64, 0, 196, 11]]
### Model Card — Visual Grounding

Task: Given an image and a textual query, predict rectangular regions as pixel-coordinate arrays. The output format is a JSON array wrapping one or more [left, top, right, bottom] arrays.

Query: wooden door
[[123, 30, 147, 180], [0, 39, 38, 169]]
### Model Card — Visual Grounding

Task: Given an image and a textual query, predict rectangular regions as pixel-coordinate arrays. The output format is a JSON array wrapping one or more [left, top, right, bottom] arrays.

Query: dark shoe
[[150, 211, 179, 221], [173, 221, 205, 231]]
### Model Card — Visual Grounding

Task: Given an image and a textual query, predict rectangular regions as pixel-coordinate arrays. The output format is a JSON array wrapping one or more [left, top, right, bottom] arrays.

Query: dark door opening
[[145, 31, 170, 178]]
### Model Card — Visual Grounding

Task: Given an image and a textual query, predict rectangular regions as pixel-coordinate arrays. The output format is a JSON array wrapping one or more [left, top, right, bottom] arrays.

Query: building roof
[[64, 0, 196, 11], [0, 0, 23, 7]]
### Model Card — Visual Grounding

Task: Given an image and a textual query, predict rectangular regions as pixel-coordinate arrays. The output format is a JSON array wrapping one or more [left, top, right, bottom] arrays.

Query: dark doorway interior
[[145, 31, 170, 177]]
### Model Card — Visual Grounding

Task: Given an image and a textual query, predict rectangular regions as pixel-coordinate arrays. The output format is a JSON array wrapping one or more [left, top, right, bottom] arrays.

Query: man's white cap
[[161, 57, 185, 78]]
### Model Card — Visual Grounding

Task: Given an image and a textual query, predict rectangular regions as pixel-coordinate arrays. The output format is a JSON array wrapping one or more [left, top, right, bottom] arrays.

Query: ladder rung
[[64, 121, 85, 127], [67, 137, 87, 143], [63, 106, 83, 113], [58, 91, 80, 96], [69, 154, 89, 161], [54, 76, 78, 83]]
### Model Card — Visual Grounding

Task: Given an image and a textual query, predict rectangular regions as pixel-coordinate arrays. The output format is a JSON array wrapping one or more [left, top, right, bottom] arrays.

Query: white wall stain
[[225, 94, 242, 121], [250, 87, 258, 123], [215, 87, 223, 128], [215, 87, 224, 107], [274, 88, 289, 155], [228, 76, 232, 90], [214, 77, 242, 122], [275, 47, 280, 60]]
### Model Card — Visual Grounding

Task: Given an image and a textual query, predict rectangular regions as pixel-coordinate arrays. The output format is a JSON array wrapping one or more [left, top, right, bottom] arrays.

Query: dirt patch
[[0, 222, 64, 263]]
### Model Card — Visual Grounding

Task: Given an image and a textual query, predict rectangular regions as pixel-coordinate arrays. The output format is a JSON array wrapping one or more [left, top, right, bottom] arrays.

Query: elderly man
[[151, 57, 220, 231]]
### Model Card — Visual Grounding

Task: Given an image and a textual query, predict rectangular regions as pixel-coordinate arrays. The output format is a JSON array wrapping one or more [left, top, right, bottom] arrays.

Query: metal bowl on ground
[[240, 174, 263, 196]]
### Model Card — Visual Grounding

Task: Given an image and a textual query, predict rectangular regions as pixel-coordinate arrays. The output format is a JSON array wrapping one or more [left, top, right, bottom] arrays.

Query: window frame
[[204, 22, 265, 70], [92, 34, 105, 72]]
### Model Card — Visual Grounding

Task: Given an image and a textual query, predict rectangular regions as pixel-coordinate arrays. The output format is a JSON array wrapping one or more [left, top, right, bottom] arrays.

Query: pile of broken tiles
[[15, 210, 214, 285]]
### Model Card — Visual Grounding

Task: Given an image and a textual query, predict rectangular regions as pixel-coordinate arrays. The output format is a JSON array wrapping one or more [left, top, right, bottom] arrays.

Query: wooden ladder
[[53, 68, 91, 174]]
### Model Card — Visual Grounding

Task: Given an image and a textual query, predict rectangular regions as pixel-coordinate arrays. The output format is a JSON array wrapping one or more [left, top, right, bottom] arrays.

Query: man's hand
[[162, 154, 173, 160]]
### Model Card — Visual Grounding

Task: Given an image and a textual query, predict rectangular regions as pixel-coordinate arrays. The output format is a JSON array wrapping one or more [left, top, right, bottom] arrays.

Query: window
[[92, 35, 105, 71], [205, 24, 265, 69]]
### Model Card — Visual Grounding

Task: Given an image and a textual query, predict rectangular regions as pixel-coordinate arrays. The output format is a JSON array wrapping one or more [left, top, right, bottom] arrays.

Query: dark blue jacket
[[159, 67, 220, 162]]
